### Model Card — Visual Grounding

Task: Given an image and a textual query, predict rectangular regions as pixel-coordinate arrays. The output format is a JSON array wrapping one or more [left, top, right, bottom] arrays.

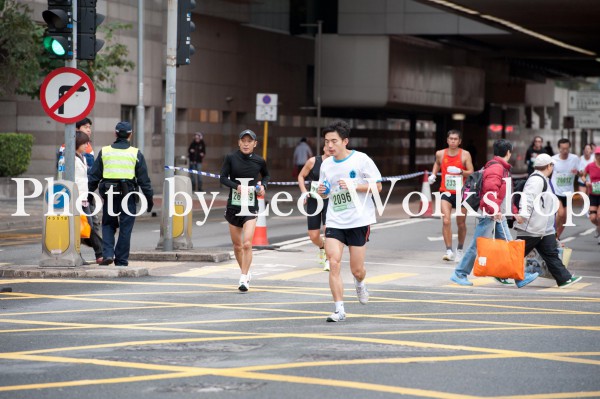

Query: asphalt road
[[0, 203, 599, 398]]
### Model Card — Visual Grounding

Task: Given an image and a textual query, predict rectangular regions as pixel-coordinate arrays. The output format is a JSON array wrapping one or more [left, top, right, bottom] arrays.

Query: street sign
[[568, 91, 600, 111], [45, 183, 70, 211], [40, 67, 96, 124], [256, 93, 278, 121], [567, 110, 600, 129]]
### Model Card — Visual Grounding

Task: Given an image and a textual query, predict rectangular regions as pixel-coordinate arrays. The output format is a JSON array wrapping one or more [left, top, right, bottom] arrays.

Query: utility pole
[[163, 0, 177, 251], [136, 0, 145, 154], [64, 0, 78, 182], [300, 20, 323, 153]]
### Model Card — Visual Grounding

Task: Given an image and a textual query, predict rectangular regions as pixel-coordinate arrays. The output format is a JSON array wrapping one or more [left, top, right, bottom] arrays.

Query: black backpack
[[461, 161, 500, 212], [512, 174, 548, 214], [461, 170, 485, 211]]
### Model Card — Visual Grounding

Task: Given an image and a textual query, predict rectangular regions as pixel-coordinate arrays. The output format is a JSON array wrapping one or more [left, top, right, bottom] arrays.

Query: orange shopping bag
[[80, 214, 91, 239], [473, 223, 525, 280]]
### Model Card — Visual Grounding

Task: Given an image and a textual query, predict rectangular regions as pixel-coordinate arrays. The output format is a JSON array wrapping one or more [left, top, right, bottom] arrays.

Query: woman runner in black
[[298, 144, 331, 271], [220, 130, 270, 292]]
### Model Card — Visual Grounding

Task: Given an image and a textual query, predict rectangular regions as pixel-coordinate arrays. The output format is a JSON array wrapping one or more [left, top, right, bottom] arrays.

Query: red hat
[[595, 146, 600, 154]]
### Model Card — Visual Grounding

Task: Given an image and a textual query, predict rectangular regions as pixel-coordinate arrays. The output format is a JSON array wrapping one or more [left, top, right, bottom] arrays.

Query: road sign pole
[[262, 121, 269, 160], [64, 0, 78, 182], [163, 0, 178, 252]]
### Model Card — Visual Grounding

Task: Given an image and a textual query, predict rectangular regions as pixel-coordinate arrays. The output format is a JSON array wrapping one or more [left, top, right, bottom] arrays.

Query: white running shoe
[[326, 311, 346, 322], [454, 249, 464, 263], [238, 275, 249, 292], [318, 248, 326, 265], [442, 249, 454, 261], [354, 278, 369, 305], [323, 259, 330, 272]]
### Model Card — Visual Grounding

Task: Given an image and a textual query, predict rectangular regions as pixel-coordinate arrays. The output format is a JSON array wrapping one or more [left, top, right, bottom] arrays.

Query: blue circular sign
[[45, 183, 70, 210], [262, 95, 271, 105]]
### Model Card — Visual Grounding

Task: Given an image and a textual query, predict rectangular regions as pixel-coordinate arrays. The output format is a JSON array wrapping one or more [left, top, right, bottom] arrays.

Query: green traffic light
[[43, 35, 69, 57], [51, 40, 66, 56]]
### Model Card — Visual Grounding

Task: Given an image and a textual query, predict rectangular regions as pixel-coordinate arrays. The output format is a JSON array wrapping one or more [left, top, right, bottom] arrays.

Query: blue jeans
[[189, 162, 202, 191], [454, 216, 512, 278], [102, 195, 137, 266]]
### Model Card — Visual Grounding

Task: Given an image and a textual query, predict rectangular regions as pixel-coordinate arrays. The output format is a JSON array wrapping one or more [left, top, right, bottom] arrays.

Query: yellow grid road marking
[[263, 268, 324, 280], [539, 283, 592, 293], [172, 263, 239, 277], [0, 276, 598, 398], [366, 272, 417, 284]]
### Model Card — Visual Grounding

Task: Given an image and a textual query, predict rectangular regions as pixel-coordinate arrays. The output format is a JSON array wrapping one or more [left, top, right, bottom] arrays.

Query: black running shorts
[[325, 226, 370, 247], [224, 207, 257, 228], [306, 197, 328, 230], [440, 193, 458, 208]]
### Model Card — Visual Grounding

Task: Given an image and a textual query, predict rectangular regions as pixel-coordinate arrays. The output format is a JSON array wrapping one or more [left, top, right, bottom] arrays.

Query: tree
[[0, 0, 135, 99], [0, 0, 41, 97]]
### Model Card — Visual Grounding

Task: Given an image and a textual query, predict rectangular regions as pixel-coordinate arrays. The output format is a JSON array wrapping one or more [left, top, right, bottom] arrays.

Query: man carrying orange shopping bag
[[451, 139, 538, 287], [514, 154, 582, 288]]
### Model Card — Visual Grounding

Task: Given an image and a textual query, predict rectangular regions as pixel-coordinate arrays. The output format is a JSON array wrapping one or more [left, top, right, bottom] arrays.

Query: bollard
[[156, 175, 194, 250], [40, 180, 84, 267]]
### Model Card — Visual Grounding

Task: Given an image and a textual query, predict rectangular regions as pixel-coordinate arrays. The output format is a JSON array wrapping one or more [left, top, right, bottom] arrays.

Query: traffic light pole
[[163, 0, 178, 251], [136, 0, 145, 156], [300, 21, 323, 154], [64, 0, 78, 182]]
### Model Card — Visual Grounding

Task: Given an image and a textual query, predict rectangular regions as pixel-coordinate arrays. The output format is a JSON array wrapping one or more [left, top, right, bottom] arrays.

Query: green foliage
[[0, 0, 135, 99], [0, 133, 34, 177], [0, 0, 43, 98]]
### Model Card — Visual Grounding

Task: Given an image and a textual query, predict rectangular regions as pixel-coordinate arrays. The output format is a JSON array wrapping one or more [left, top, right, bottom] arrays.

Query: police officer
[[88, 121, 154, 266]]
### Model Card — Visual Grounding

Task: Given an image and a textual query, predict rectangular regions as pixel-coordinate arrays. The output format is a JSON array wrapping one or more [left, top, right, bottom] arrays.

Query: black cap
[[115, 121, 133, 136], [239, 129, 256, 140]]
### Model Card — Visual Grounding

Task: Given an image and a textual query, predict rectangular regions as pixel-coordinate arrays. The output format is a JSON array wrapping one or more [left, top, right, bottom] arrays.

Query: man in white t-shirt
[[317, 120, 382, 323], [551, 138, 580, 239]]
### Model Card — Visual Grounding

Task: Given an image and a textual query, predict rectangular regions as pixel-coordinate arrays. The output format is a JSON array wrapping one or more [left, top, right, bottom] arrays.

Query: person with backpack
[[451, 139, 539, 288], [514, 154, 582, 288]]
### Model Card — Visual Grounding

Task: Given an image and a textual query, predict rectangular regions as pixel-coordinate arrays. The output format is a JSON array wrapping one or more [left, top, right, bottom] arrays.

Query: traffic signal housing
[[176, 0, 196, 66], [77, 0, 105, 60], [42, 0, 73, 59]]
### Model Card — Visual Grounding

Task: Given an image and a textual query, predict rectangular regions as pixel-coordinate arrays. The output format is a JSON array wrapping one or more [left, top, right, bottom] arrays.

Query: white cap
[[533, 153, 554, 167]]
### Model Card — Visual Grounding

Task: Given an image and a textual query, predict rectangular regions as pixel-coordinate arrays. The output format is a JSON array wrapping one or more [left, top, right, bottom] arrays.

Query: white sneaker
[[442, 249, 454, 261], [238, 275, 249, 292], [318, 248, 326, 265], [454, 249, 464, 263], [354, 278, 369, 305], [326, 311, 346, 322], [323, 259, 330, 272]]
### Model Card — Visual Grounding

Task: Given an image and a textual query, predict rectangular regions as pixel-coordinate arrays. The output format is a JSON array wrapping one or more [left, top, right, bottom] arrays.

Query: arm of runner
[[462, 151, 474, 177], [356, 156, 383, 193], [259, 159, 270, 191], [219, 154, 239, 191], [429, 151, 440, 184], [297, 157, 315, 193]]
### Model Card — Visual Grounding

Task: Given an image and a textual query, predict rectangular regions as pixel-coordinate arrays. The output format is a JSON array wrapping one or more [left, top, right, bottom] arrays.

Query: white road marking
[[428, 234, 457, 241], [272, 219, 431, 250], [580, 228, 596, 236], [560, 237, 575, 243]]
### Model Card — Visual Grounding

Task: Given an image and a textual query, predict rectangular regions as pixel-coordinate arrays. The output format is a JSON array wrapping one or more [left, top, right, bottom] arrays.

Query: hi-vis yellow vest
[[102, 146, 139, 179]]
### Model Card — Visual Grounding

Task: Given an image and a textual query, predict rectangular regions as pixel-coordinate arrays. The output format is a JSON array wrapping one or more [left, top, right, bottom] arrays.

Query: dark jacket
[[525, 146, 548, 175], [479, 156, 514, 215], [188, 140, 206, 164], [88, 138, 153, 202]]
